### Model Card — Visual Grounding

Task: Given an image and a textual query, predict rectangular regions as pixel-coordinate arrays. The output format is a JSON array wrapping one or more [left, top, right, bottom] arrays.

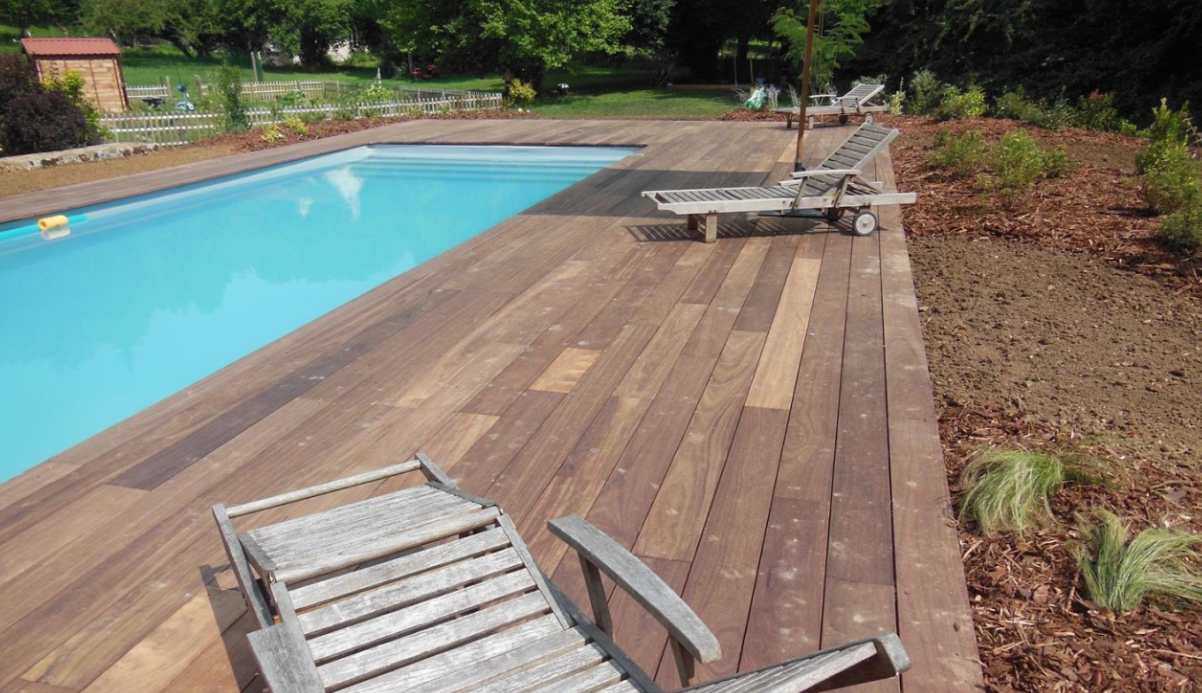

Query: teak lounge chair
[[213, 455, 910, 692], [775, 83, 888, 129], [642, 122, 916, 241]]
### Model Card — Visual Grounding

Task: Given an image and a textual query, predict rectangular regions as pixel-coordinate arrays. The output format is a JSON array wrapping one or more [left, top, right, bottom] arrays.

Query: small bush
[[215, 64, 248, 133], [929, 129, 987, 178], [938, 85, 987, 120], [1042, 146, 1074, 178], [259, 124, 285, 143], [362, 81, 391, 102], [1159, 202, 1202, 253], [507, 79, 536, 104], [277, 90, 307, 108], [1076, 91, 1121, 131], [983, 130, 1051, 202], [887, 90, 905, 115], [907, 68, 944, 115], [0, 55, 99, 155], [281, 115, 308, 136], [1142, 145, 1201, 214], [959, 448, 1103, 536], [1076, 509, 1202, 612]]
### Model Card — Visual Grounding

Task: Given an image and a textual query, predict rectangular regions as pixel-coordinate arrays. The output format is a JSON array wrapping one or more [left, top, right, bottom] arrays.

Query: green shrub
[[362, 81, 391, 102], [507, 79, 536, 104], [938, 85, 987, 120], [0, 55, 99, 155], [993, 89, 1076, 130], [277, 90, 307, 108], [929, 129, 987, 178], [993, 90, 1039, 122], [959, 448, 1104, 536], [281, 115, 308, 136], [1119, 119, 1143, 138], [1042, 146, 1074, 178], [907, 68, 944, 115], [1142, 145, 1201, 214], [983, 130, 1052, 202], [215, 64, 248, 133], [259, 124, 285, 143], [887, 90, 905, 116], [1146, 98, 1192, 147], [1158, 202, 1202, 253], [1076, 509, 1202, 612], [1076, 91, 1121, 131], [43, 70, 105, 141]]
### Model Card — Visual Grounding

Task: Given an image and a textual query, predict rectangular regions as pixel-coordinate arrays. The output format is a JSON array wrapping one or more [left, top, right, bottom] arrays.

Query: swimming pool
[[0, 144, 634, 481]]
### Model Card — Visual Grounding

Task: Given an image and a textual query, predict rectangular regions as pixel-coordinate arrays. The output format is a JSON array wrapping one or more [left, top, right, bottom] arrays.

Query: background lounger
[[642, 122, 916, 241], [214, 458, 910, 691], [774, 83, 887, 128]]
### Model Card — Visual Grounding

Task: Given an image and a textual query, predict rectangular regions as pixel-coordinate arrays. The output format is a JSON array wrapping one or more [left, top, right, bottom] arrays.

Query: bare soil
[[896, 115, 1202, 690]]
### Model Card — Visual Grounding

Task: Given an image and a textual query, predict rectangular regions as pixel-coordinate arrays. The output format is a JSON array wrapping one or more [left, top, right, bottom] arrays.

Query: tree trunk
[[299, 27, 328, 68], [736, 35, 751, 83]]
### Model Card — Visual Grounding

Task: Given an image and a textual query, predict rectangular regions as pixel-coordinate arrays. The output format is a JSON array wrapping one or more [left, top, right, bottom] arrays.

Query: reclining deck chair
[[775, 83, 888, 129], [642, 122, 916, 241], [213, 455, 910, 692]]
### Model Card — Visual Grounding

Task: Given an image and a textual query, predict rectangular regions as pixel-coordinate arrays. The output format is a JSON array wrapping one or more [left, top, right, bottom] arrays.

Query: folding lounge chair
[[775, 83, 887, 129], [213, 455, 910, 692], [642, 122, 917, 241]]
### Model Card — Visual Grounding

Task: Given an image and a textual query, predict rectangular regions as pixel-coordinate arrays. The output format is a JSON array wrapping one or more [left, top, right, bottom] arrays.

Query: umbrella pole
[[793, 0, 822, 171]]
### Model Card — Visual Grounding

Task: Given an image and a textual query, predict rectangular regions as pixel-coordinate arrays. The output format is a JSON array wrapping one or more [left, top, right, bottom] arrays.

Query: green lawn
[[532, 88, 736, 119], [5, 33, 740, 119]]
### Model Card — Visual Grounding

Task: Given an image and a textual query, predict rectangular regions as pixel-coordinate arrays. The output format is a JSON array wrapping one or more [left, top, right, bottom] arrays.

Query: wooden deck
[[0, 119, 981, 692]]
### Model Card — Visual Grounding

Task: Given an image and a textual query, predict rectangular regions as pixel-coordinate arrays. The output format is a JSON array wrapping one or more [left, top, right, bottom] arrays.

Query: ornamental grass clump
[[959, 448, 1104, 536], [1076, 509, 1202, 612]]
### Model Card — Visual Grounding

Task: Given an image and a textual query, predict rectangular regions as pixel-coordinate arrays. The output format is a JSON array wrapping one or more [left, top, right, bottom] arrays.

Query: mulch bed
[[942, 406, 1202, 691], [893, 114, 1202, 690], [223, 109, 533, 151], [882, 114, 1201, 294]]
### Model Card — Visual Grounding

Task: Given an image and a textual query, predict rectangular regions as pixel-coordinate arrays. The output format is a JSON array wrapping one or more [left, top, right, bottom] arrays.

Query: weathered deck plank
[[0, 120, 978, 692]]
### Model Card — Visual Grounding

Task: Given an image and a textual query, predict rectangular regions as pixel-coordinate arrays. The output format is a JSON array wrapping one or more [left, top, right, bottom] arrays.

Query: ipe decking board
[[0, 119, 982, 692]]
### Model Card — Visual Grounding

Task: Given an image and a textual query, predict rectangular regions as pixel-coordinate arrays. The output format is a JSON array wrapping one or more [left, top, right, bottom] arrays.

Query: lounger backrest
[[840, 82, 884, 108], [797, 122, 899, 196]]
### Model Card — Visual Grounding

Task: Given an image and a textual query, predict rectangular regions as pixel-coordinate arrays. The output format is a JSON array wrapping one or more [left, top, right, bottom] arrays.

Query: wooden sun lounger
[[213, 456, 910, 692], [642, 122, 917, 241], [775, 83, 888, 128]]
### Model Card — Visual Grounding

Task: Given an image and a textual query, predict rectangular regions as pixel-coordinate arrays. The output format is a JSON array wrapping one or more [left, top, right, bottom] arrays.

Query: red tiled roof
[[20, 37, 121, 57]]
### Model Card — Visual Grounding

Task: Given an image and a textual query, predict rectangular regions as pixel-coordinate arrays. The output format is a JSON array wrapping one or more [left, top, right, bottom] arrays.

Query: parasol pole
[[793, 0, 822, 171]]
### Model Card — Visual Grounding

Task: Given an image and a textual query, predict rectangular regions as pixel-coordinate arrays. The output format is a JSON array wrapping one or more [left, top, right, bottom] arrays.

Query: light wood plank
[[529, 348, 602, 394]]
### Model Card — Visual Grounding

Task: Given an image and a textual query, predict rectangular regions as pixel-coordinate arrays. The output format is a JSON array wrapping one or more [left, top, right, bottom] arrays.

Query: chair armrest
[[247, 623, 324, 693], [548, 515, 721, 664], [787, 168, 861, 179], [679, 634, 910, 692]]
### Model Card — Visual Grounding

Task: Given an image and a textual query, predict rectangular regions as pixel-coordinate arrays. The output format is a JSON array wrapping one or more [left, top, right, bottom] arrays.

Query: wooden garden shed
[[20, 37, 129, 113]]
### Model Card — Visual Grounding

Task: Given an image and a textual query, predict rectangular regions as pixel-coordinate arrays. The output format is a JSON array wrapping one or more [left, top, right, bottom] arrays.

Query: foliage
[[887, 90, 905, 115], [1076, 509, 1202, 612], [1075, 91, 1121, 131], [381, 0, 629, 92], [266, 0, 352, 67], [995, 88, 1126, 133], [0, 0, 78, 33], [361, 81, 391, 102], [1141, 144, 1201, 215], [929, 129, 987, 178], [959, 448, 1103, 536], [259, 123, 285, 143], [0, 54, 97, 155], [81, 0, 226, 58], [43, 70, 103, 140], [906, 69, 945, 116], [772, 0, 879, 87], [978, 130, 1072, 204], [215, 64, 248, 132], [937, 84, 986, 120], [1158, 203, 1202, 254], [506, 78, 536, 104], [281, 115, 308, 135]]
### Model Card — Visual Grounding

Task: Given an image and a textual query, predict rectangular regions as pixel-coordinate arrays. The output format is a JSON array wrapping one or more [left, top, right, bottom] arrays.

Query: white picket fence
[[124, 80, 433, 103], [101, 91, 503, 145]]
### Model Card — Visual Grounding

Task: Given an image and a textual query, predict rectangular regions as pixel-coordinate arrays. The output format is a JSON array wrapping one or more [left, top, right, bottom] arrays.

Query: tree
[[0, 0, 79, 35], [81, 0, 225, 57], [382, 0, 629, 91], [772, 0, 879, 87], [267, 0, 353, 68]]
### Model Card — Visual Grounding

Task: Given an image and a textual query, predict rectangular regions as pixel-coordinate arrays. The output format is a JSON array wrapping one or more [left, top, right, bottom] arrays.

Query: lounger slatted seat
[[643, 122, 916, 241], [775, 82, 887, 128], [214, 456, 910, 692]]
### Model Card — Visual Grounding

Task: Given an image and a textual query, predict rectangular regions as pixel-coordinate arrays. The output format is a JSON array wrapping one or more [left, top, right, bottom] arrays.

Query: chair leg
[[704, 213, 718, 243], [687, 214, 699, 231]]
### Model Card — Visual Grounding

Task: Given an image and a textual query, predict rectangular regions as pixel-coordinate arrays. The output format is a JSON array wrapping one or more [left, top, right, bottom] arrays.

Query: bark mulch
[[896, 115, 1202, 691]]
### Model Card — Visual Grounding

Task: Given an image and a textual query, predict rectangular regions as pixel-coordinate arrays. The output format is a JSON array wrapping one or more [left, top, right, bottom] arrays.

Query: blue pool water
[[0, 144, 633, 481]]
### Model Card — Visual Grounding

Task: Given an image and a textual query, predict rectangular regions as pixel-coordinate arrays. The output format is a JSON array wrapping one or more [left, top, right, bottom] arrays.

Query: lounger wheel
[[824, 207, 845, 222], [852, 209, 879, 236]]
